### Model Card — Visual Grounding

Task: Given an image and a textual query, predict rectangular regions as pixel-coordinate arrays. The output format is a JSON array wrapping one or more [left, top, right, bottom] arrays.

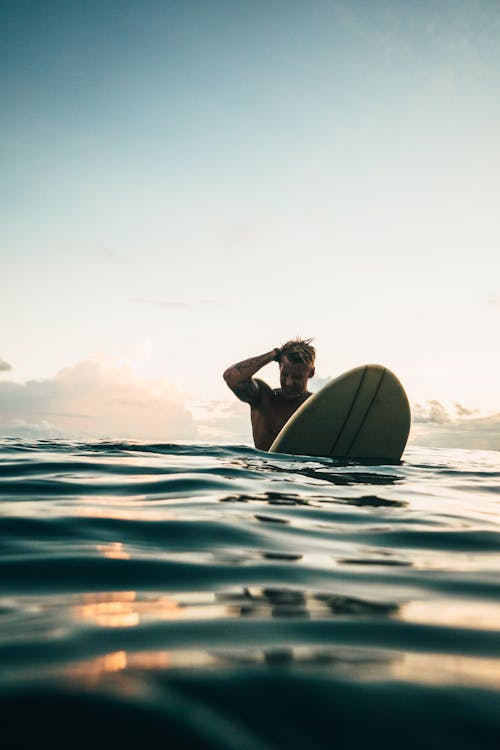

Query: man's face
[[279, 356, 313, 399]]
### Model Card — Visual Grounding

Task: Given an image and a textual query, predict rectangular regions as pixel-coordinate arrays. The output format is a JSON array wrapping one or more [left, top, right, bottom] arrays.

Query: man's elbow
[[223, 368, 235, 388]]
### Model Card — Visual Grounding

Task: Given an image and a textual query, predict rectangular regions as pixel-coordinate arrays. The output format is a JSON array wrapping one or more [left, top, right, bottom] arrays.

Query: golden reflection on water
[[401, 600, 500, 630], [74, 592, 139, 627], [72, 591, 232, 628], [75, 505, 172, 521], [387, 652, 500, 689], [127, 650, 217, 669], [66, 587, 500, 691], [97, 542, 130, 560], [102, 650, 128, 672], [63, 649, 218, 686], [62, 644, 500, 692], [63, 651, 129, 685]]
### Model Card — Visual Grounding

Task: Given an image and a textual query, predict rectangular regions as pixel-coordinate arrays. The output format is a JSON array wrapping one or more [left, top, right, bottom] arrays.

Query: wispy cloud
[[0, 358, 12, 373], [219, 223, 259, 250], [97, 247, 125, 263], [132, 298, 222, 309], [454, 402, 479, 417], [50, 234, 127, 263]]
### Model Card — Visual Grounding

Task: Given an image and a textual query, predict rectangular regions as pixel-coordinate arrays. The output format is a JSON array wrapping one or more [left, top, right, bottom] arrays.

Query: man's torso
[[250, 379, 311, 451]]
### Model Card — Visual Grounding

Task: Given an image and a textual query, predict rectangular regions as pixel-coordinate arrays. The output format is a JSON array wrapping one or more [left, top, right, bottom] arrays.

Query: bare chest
[[251, 392, 310, 451]]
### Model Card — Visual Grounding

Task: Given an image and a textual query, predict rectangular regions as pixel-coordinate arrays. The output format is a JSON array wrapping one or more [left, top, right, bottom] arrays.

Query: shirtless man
[[223, 338, 316, 451]]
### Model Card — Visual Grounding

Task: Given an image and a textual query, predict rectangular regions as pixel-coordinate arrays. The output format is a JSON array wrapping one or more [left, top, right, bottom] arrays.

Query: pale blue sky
[[1, 0, 499, 442]]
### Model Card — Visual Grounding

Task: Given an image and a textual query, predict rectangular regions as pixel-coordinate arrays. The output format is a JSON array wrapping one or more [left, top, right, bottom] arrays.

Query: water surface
[[1, 439, 500, 748]]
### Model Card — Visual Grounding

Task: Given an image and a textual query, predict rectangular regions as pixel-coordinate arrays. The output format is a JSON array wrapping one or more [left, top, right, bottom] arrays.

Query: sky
[[1, 0, 499, 449]]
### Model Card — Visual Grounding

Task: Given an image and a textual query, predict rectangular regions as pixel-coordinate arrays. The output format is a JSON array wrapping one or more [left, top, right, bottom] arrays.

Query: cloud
[[97, 247, 125, 263], [188, 399, 251, 443], [219, 223, 259, 250], [454, 402, 479, 418], [0, 356, 197, 441], [0, 358, 12, 373], [133, 298, 221, 309], [3, 419, 67, 439], [411, 412, 500, 452], [411, 400, 499, 451], [412, 400, 451, 424]]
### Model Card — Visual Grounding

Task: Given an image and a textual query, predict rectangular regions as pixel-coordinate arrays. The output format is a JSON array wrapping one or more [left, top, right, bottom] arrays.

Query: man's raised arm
[[223, 348, 280, 404]]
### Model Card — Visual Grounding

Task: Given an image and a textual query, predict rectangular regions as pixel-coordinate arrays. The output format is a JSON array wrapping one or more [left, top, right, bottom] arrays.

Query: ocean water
[[1, 438, 500, 749]]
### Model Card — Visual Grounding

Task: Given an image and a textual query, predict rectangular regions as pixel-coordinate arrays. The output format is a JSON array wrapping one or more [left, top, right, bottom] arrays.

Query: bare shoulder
[[253, 378, 274, 404]]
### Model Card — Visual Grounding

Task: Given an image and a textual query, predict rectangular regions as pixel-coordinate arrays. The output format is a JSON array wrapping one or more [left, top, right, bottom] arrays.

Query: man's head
[[277, 338, 315, 399]]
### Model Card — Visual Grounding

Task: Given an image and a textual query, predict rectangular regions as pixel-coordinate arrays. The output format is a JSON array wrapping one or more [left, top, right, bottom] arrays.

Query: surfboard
[[269, 364, 411, 462]]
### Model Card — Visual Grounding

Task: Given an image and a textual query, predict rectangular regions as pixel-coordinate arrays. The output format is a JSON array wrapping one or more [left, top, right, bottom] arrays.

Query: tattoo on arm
[[235, 357, 262, 373], [223, 350, 277, 391], [232, 379, 260, 405]]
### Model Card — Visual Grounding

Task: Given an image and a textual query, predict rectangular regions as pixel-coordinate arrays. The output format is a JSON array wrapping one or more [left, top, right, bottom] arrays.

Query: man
[[223, 338, 316, 451]]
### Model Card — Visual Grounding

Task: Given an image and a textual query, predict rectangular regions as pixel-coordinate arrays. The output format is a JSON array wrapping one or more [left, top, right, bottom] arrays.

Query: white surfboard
[[269, 364, 411, 461]]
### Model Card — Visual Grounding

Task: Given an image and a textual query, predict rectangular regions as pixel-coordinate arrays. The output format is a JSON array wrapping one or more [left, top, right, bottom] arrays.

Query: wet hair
[[278, 337, 316, 366]]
